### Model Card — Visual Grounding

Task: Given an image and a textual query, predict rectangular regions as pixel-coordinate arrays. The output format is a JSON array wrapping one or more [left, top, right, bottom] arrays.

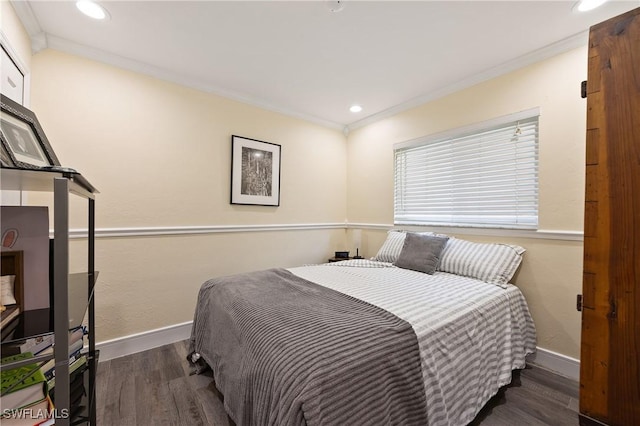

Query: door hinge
[[581, 81, 587, 98], [577, 294, 583, 311], [608, 298, 617, 319]]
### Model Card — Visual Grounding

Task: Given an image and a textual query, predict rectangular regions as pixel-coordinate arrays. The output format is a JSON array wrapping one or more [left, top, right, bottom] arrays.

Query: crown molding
[[30, 32, 47, 53], [8, 1, 47, 53], [13, 0, 343, 130], [41, 34, 344, 131], [346, 30, 589, 132], [9, 1, 41, 36], [12, 0, 589, 135]]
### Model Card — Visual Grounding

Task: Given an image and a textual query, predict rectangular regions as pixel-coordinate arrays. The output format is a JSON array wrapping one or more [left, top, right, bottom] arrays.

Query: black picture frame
[[0, 139, 13, 167], [0, 95, 60, 169], [230, 135, 281, 206]]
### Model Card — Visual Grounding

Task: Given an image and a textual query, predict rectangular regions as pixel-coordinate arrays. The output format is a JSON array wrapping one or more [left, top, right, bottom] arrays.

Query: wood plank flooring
[[96, 340, 579, 425]]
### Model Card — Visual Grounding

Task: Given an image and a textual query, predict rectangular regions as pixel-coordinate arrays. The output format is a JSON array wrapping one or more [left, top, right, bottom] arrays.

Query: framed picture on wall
[[231, 135, 281, 206], [0, 95, 60, 169]]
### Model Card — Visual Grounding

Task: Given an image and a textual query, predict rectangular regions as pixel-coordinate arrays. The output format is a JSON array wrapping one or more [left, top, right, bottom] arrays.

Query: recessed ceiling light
[[573, 0, 608, 12], [76, 1, 110, 20], [350, 105, 362, 113], [327, 1, 346, 13]]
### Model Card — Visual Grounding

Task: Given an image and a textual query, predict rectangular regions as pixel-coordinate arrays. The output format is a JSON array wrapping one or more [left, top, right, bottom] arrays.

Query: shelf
[[0, 167, 97, 197], [1, 308, 53, 344], [50, 351, 99, 426], [1, 272, 97, 346], [1, 168, 97, 425], [0, 352, 54, 371]]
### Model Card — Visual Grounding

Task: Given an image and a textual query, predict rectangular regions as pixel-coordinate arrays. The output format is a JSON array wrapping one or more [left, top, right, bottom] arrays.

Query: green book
[[47, 354, 87, 391], [0, 352, 48, 411]]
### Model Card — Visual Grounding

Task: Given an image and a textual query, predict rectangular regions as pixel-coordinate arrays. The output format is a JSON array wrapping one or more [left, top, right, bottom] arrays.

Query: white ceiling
[[11, 1, 639, 130]]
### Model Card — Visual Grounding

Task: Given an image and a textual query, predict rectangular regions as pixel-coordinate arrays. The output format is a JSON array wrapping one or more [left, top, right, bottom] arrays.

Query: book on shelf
[[2, 334, 53, 358], [69, 355, 87, 375], [0, 394, 52, 426], [39, 331, 85, 381], [68, 327, 84, 346], [36, 327, 82, 354], [46, 353, 87, 390], [49, 362, 87, 416], [39, 417, 55, 426], [2, 326, 84, 357], [41, 345, 84, 383], [19, 335, 55, 357], [0, 352, 48, 412]]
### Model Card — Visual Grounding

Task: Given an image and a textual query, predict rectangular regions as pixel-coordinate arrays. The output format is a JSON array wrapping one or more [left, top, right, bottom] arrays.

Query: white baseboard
[[527, 347, 580, 381], [98, 323, 581, 383], [96, 321, 193, 362]]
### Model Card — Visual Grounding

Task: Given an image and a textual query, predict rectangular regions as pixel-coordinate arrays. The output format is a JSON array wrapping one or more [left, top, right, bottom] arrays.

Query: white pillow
[[437, 238, 525, 286], [373, 230, 442, 263], [1, 275, 17, 305], [373, 231, 408, 263]]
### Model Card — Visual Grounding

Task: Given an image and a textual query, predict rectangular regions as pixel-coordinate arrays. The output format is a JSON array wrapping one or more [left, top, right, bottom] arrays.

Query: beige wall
[[29, 49, 348, 341], [20, 41, 587, 359], [1, 1, 32, 76], [347, 47, 588, 359]]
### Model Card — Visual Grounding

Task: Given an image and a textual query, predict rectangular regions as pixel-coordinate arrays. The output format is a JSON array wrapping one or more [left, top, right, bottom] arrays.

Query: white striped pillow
[[373, 230, 443, 263], [373, 231, 408, 263], [437, 238, 525, 286]]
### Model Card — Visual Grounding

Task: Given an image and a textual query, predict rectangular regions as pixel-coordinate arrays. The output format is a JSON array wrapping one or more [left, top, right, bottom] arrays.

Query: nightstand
[[328, 257, 352, 263]]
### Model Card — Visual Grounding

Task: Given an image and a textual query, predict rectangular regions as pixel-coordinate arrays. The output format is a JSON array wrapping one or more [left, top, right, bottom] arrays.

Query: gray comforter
[[189, 268, 428, 426]]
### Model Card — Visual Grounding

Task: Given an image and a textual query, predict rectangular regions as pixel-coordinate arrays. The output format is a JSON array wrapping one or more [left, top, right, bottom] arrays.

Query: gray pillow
[[394, 233, 449, 274]]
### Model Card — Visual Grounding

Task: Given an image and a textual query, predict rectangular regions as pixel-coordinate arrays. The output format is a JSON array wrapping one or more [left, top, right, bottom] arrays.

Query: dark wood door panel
[[580, 7, 640, 426]]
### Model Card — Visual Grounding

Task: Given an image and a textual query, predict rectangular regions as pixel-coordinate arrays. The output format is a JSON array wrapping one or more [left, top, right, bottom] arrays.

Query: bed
[[189, 232, 537, 426]]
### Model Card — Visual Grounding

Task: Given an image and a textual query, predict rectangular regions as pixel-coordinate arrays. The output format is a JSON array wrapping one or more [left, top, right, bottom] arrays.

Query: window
[[394, 109, 539, 229]]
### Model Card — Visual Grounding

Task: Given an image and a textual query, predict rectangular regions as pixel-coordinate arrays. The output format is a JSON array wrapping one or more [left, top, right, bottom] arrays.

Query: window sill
[[348, 223, 584, 242]]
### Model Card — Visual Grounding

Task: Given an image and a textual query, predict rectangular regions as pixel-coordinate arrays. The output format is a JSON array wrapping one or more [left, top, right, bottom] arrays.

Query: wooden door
[[580, 7, 640, 426]]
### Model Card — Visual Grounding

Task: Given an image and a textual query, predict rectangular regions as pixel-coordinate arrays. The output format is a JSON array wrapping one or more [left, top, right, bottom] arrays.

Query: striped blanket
[[190, 260, 537, 426], [291, 260, 537, 425], [190, 267, 429, 425]]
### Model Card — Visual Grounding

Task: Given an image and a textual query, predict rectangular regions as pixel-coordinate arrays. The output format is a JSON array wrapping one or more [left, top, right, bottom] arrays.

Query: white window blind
[[394, 113, 539, 229]]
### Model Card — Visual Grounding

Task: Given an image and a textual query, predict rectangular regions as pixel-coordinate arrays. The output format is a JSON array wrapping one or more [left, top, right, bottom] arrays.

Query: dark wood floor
[[96, 340, 579, 425]]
